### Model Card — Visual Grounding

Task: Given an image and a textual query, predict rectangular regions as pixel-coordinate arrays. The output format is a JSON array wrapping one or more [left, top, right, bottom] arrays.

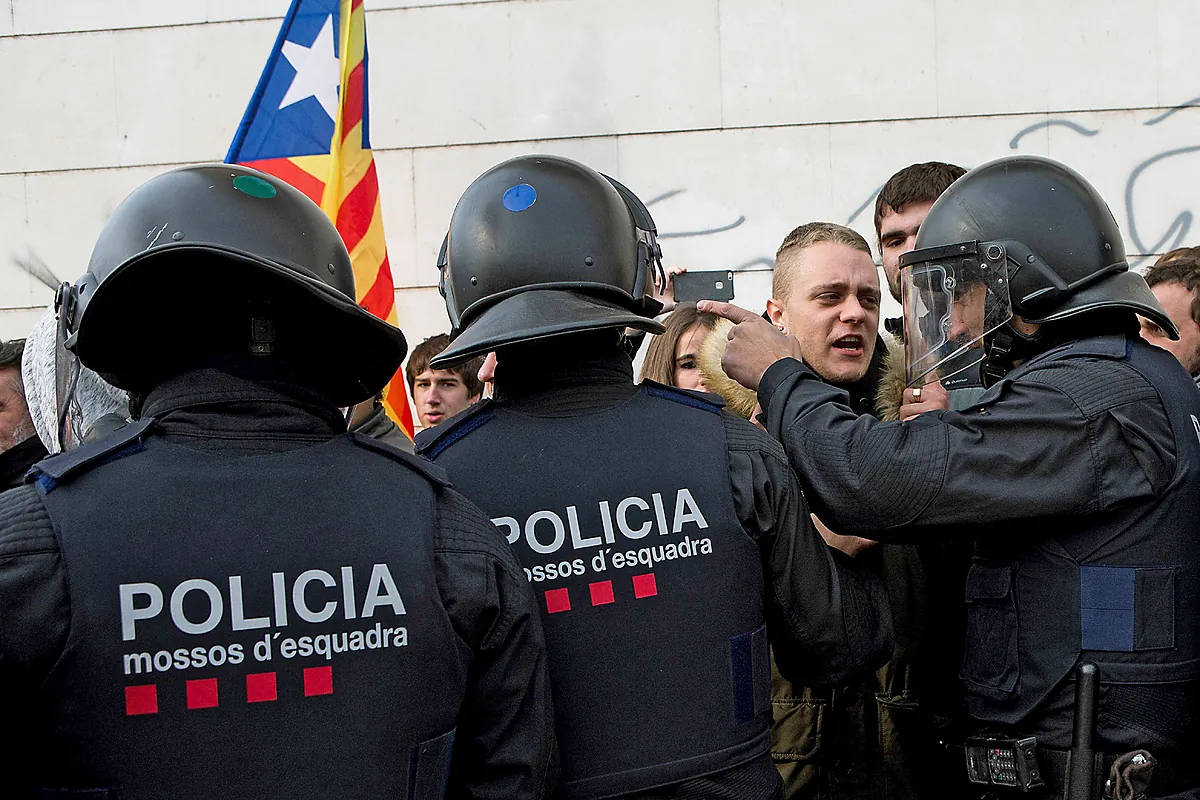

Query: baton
[[1067, 663, 1099, 800]]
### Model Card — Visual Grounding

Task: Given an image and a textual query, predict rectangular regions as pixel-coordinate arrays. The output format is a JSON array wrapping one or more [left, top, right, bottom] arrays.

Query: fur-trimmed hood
[[697, 318, 759, 419], [874, 335, 906, 422], [699, 321, 901, 422]]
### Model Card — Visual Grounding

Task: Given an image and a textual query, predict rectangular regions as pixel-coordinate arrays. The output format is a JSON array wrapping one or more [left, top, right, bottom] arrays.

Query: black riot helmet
[[898, 154, 1177, 387], [64, 164, 407, 406], [431, 154, 666, 368]]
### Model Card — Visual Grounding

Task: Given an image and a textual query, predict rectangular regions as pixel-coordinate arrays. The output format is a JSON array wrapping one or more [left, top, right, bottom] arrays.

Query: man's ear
[[765, 298, 787, 333]]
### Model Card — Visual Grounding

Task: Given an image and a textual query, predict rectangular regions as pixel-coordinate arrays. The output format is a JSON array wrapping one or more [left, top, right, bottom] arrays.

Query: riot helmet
[[899, 155, 1177, 387], [431, 154, 666, 368], [64, 164, 407, 406]]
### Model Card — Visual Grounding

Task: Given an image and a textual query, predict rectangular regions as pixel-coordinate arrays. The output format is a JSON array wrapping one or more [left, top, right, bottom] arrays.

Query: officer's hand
[[697, 300, 803, 390], [899, 380, 949, 421]]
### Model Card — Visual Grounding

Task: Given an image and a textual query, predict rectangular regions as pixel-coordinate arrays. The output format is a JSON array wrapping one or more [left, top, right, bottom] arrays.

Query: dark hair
[[873, 161, 967, 244], [405, 334, 484, 397], [0, 339, 25, 394], [639, 304, 719, 386], [1146, 247, 1200, 326]]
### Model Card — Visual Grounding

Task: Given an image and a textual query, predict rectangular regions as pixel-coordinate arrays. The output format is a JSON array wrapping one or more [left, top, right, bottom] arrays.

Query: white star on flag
[[279, 14, 339, 121]]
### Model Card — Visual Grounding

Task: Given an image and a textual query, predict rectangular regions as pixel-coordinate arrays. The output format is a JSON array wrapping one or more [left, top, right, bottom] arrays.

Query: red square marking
[[304, 665, 333, 696], [186, 678, 219, 710], [544, 587, 571, 614], [589, 580, 615, 606], [125, 684, 158, 716], [633, 573, 658, 599], [246, 672, 277, 703]]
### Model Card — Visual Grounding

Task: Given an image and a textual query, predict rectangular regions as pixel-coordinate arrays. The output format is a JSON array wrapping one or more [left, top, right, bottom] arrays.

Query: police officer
[[0, 164, 557, 798], [415, 154, 894, 800], [704, 155, 1200, 799]]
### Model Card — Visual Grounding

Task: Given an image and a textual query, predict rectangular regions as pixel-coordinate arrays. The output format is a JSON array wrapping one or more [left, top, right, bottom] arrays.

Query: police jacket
[[756, 329, 1200, 762], [0, 368, 557, 799], [417, 344, 893, 800]]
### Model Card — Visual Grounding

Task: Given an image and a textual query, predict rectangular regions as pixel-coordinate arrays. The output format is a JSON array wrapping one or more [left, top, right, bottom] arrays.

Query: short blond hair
[[772, 222, 871, 302]]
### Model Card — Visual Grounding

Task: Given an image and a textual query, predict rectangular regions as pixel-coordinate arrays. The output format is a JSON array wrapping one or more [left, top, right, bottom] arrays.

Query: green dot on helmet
[[232, 175, 277, 199]]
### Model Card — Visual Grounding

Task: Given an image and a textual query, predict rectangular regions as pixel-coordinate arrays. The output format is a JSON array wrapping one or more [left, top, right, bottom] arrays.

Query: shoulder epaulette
[[414, 400, 496, 460], [349, 431, 451, 487], [641, 380, 725, 414], [31, 418, 155, 493]]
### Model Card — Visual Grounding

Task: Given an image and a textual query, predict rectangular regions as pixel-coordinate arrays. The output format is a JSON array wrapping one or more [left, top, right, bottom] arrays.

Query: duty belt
[[964, 743, 1194, 800]]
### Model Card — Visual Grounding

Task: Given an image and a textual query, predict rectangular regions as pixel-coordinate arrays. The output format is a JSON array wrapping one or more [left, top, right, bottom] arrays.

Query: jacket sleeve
[[433, 487, 559, 800], [756, 355, 1174, 536], [0, 484, 71, 774], [723, 415, 894, 686]]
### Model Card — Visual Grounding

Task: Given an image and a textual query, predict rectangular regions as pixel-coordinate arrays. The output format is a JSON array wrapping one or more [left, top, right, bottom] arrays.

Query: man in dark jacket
[[0, 164, 557, 799], [704, 155, 1200, 800], [416, 154, 893, 800], [0, 338, 47, 490], [759, 221, 967, 800]]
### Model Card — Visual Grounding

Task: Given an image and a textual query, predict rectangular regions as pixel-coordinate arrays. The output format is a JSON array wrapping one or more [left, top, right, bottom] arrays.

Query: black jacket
[[0, 435, 47, 491], [756, 331, 1200, 789], [0, 369, 557, 799], [419, 344, 893, 800]]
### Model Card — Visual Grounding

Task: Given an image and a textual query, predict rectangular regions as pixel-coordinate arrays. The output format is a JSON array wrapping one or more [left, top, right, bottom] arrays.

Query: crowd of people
[[0, 150, 1196, 800]]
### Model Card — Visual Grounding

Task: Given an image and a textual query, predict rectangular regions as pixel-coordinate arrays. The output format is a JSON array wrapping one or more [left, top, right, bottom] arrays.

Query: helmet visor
[[900, 241, 1013, 387]]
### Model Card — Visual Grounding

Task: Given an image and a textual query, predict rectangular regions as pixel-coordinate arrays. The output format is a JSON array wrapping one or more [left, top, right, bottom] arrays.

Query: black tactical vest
[[961, 335, 1200, 751], [28, 422, 467, 799], [421, 384, 771, 799]]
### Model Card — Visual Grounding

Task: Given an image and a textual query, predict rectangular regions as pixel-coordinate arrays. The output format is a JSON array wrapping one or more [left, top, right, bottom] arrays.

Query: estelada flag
[[227, 0, 414, 438]]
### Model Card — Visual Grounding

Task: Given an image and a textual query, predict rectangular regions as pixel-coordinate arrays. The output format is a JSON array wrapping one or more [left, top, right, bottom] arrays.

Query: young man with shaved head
[[765, 222, 959, 800], [767, 223, 885, 413]]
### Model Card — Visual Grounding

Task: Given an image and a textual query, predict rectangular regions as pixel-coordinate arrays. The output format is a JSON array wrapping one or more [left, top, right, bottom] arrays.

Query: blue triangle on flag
[[227, 0, 342, 163]]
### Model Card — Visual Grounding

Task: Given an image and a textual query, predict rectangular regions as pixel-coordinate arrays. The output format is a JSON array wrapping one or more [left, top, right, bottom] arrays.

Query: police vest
[[961, 335, 1200, 750], [421, 384, 771, 799], [28, 422, 466, 799]]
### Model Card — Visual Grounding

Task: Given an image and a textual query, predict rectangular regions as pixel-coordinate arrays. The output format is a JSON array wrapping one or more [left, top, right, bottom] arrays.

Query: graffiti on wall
[[654, 99, 1200, 275]]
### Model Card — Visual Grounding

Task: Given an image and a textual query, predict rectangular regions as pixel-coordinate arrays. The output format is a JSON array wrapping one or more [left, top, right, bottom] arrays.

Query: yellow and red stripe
[[324, 0, 414, 437]]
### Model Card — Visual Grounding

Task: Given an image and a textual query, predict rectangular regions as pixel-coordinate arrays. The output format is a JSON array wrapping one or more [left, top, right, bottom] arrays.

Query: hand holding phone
[[672, 270, 735, 303]]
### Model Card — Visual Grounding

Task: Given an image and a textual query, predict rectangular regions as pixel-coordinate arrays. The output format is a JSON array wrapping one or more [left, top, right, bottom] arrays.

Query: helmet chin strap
[[982, 321, 1042, 387]]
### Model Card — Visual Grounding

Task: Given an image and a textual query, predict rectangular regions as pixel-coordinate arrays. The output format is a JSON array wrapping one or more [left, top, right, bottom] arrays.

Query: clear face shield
[[899, 241, 1015, 388]]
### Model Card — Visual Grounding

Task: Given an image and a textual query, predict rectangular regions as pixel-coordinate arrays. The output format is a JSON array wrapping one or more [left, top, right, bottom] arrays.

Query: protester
[[638, 303, 717, 390], [874, 162, 967, 307], [0, 338, 47, 490], [418, 154, 893, 800], [743, 221, 963, 800], [705, 154, 1200, 800], [405, 333, 483, 427], [1142, 246, 1200, 383], [0, 164, 556, 798]]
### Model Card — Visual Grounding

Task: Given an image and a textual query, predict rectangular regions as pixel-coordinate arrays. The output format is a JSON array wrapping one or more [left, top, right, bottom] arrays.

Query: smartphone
[[672, 270, 735, 303]]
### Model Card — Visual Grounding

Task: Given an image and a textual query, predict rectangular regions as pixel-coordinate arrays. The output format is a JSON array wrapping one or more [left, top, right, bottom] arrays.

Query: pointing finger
[[696, 300, 760, 325]]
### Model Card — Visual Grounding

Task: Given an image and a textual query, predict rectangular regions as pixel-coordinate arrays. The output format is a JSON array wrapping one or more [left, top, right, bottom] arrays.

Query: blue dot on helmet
[[503, 183, 537, 212]]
